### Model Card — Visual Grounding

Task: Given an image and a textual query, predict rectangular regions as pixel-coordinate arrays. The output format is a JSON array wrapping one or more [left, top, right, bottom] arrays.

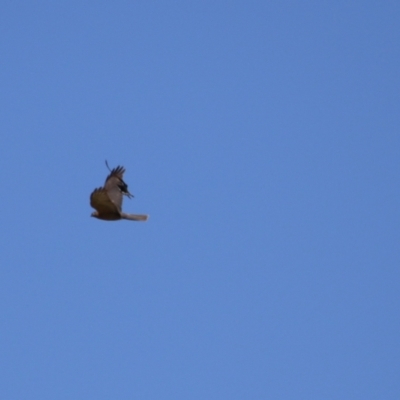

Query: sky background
[[0, 1, 399, 399]]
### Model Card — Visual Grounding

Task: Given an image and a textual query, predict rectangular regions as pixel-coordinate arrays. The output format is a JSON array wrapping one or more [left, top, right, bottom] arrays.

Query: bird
[[90, 162, 149, 221]]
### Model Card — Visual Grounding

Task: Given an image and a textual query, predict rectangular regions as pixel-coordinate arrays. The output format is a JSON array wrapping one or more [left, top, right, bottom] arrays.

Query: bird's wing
[[90, 188, 120, 214], [104, 165, 126, 187], [104, 166, 127, 210], [105, 164, 133, 198]]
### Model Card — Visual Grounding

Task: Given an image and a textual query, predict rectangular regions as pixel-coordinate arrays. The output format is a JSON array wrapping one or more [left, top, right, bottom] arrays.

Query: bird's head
[[91, 211, 99, 218]]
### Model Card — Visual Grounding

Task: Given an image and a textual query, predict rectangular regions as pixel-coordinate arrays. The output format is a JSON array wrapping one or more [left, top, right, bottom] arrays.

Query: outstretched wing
[[90, 188, 120, 216], [103, 166, 129, 210]]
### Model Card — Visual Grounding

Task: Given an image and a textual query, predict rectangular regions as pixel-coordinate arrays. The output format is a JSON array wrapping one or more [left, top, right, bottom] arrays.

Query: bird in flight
[[90, 161, 149, 221]]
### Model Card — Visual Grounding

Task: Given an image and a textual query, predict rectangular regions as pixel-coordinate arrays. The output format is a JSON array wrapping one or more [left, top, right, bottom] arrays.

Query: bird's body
[[90, 163, 148, 222]]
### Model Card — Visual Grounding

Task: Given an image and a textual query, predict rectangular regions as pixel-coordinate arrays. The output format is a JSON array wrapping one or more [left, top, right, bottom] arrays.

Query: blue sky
[[1, 2, 399, 399]]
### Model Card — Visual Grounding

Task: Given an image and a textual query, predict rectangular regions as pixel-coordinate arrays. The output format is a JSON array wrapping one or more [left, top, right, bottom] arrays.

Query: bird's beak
[[125, 191, 134, 199]]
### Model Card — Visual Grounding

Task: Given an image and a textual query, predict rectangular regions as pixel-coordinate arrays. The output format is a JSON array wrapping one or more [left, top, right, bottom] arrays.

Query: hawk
[[90, 162, 149, 221]]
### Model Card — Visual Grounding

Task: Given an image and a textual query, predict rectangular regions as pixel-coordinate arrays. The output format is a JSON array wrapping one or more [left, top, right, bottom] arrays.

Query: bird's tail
[[121, 213, 149, 221]]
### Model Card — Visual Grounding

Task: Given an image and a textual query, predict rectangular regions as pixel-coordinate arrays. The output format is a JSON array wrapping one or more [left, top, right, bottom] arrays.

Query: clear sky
[[1, 2, 399, 399]]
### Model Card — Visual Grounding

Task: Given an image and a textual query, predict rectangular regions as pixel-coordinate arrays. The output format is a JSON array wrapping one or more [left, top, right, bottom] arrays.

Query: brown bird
[[90, 162, 149, 221]]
